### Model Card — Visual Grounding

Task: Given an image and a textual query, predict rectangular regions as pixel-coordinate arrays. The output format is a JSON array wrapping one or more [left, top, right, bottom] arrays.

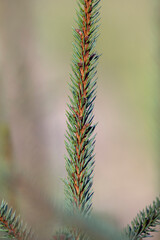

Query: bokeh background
[[0, 0, 159, 239]]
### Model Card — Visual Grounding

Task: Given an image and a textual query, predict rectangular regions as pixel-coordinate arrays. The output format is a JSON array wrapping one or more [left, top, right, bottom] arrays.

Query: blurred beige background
[[0, 0, 159, 239]]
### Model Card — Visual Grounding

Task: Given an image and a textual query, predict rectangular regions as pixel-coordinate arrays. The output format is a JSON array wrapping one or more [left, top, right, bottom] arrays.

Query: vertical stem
[[65, 0, 100, 237], [73, 0, 93, 209]]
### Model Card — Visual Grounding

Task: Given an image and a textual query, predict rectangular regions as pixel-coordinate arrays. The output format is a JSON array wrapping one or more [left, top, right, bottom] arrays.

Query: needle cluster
[[0, 200, 34, 240], [124, 197, 160, 240], [64, 0, 100, 216]]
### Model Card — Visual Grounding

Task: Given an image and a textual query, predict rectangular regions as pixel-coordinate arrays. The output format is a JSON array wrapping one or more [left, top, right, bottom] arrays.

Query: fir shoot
[[64, 0, 100, 218]]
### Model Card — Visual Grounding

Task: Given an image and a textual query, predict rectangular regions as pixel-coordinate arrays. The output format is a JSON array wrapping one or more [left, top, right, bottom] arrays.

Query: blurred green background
[[0, 0, 159, 239]]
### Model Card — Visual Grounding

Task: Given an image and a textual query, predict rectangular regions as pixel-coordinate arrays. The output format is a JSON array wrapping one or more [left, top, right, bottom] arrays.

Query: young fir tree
[[0, 1, 160, 240]]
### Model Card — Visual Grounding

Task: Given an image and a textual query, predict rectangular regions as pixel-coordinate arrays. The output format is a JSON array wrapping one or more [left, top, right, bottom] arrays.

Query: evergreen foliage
[[64, 0, 100, 216], [124, 197, 160, 240], [0, 1, 160, 240], [0, 200, 33, 240]]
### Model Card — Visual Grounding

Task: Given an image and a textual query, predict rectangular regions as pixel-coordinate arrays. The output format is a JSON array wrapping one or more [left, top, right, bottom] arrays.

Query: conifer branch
[[64, 0, 100, 217], [123, 197, 160, 240], [0, 200, 34, 240]]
